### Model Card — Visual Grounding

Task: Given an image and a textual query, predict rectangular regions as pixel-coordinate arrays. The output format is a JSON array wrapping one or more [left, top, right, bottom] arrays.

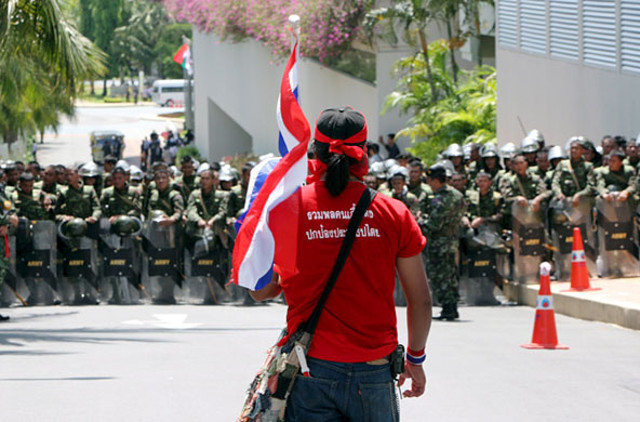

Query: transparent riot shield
[[549, 197, 597, 280], [184, 227, 231, 304], [141, 218, 182, 304], [16, 220, 59, 305], [98, 218, 143, 304], [1, 235, 27, 307], [512, 203, 546, 283], [57, 221, 100, 305], [596, 197, 640, 277], [460, 224, 506, 305]]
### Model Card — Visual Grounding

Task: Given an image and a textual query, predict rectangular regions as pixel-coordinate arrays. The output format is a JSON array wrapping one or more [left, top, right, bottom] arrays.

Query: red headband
[[314, 120, 368, 161]]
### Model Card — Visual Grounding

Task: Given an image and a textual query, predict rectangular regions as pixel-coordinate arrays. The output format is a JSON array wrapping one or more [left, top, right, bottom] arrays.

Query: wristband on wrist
[[406, 348, 426, 365]]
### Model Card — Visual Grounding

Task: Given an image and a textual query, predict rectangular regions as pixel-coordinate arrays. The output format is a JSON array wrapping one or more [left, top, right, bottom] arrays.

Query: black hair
[[368, 143, 379, 153], [181, 155, 193, 164], [313, 141, 364, 196]]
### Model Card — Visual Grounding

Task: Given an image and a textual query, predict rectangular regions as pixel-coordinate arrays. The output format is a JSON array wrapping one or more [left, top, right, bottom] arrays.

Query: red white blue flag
[[173, 43, 193, 76], [232, 41, 310, 290]]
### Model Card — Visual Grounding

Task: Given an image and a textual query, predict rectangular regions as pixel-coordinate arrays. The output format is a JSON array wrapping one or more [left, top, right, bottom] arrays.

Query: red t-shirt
[[270, 181, 426, 362]]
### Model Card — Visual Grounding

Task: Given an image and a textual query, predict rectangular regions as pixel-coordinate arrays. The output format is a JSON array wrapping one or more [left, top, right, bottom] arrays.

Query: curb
[[505, 282, 640, 331]]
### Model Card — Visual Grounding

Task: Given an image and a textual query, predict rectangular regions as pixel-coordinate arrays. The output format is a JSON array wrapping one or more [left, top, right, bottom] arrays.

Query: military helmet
[[196, 162, 211, 176], [370, 162, 387, 180], [481, 143, 499, 158], [61, 218, 88, 239], [445, 143, 464, 158], [521, 135, 539, 153], [115, 160, 130, 173], [219, 167, 235, 182], [527, 129, 545, 146], [170, 165, 182, 178], [548, 145, 566, 161], [463, 143, 472, 161], [383, 158, 398, 171], [110, 215, 142, 237], [437, 159, 455, 178], [388, 165, 409, 180], [500, 142, 518, 158], [129, 165, 143, 181]]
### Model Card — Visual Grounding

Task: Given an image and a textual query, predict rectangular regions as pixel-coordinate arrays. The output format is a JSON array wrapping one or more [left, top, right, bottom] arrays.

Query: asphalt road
[[1, 304, 638, 421], [38, 104, 182, 168]]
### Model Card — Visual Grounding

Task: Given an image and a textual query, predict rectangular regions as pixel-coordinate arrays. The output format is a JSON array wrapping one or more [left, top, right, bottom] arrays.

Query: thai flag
[[232, 41, 310, 291]]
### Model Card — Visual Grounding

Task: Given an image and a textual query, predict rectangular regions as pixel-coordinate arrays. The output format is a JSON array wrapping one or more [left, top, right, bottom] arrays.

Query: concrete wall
[[193, 30, 396, 162]]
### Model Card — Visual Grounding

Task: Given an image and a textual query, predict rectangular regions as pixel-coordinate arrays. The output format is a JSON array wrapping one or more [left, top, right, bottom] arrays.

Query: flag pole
[[182, 35, 194, 133], [288, 14, 301, 104]]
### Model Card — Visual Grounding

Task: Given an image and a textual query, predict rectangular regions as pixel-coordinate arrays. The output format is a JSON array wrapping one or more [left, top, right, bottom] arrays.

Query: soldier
[[55, 164, 102, 304], [623, 139, 639, 169], [0, 186, 19, 320], [548, 145, 566, 170], [407, 160, 430, 201], [552, 137, 595, 206], [55, 164, 101, 223], [100, 167, 142, 220], [385, 166, 419, 217], [363, 173, 378, 190], [501, 153, 551, 212], [445, 143, 466, 176], [186, 169, 229, 238], [3, 162, 19, 195], [583, 139, 603, 168], [173, 156, 199, 202], [12, 172, 54, 220], [450, 172, 467, 195], [146, 169, 184, 225], [530, 149, 553, 189], [230, 161, 255, 219], [596, 150, 635, 202], [419, 165, 466, 321], [465, 172, 505, 230], [521, 136, 539, 167]]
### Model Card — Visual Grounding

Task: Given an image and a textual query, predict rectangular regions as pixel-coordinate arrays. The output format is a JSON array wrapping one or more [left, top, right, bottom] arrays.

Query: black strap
[[303, 187, 377, 336]]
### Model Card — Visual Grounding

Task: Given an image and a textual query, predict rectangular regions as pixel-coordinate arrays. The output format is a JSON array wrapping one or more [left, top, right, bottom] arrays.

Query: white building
[[496, 0, 640, 148]]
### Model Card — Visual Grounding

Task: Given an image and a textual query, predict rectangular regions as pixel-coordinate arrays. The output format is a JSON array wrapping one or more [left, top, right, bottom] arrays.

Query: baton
[[205, 278, 218, 304], [7, 284, 28, 307]]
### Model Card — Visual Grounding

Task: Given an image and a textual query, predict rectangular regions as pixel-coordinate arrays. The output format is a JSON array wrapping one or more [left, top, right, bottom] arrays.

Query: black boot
[[434, 303, 459, 321], [0, 314, 10, 321]]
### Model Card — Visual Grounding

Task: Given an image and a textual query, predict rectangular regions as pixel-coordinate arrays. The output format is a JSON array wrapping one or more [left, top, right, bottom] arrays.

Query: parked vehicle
[[90, 130, 125, 164], [151, 79, 189, 107]]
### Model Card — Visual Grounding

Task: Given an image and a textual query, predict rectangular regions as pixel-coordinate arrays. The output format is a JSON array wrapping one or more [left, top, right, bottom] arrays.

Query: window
[[550, 0, 579, 60], [520, 0, 547, 55], [582, 0, 617, 68], [621, 0, 640, 73], [498, 0, 518, 48]]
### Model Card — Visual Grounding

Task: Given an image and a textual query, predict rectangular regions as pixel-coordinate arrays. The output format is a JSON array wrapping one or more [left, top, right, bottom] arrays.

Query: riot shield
[[16, 220, 59, 305], [98, 218, 143, 304], [596, 197, 640, 277], [0, 235, 27, 307], [57, 221, 100, 305], [512, 203, 546, 283], [183, 227, 231, 304], [460, 224, 506, 305], [549, 197, 597, 280], [141, 218, 182, 304]]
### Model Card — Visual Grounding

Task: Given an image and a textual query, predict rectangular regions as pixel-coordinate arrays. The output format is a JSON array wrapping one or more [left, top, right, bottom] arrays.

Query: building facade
[[496, 0, 640, 148]]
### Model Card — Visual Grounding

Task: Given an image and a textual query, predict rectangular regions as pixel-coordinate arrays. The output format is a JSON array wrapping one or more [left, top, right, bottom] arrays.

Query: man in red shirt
[[250, 107, 432, 421]]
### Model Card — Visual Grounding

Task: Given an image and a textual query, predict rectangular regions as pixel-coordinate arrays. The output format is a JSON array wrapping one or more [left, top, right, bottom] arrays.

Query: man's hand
[[158, 217, 174, 227], [398, 363, 426, 398], [61, 215, 74, 222], [9, 215, 19, 227], [618, 191, 629, 202], [109, 216, 119, 224], [85, 216, 97, 224], [555, 193, 566, 202], [516, 196, 528, 208], [603, 193, 614, 202], [571, 193, 581, 207], [531, 197, 541, 212], [471, 217, 484, 229], [197, 219, 207, 228], [0, 225, 7, 236]]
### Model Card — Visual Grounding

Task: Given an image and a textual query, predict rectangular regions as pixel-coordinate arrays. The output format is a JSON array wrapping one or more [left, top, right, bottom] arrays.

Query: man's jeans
[[286, 357, 399, 422]]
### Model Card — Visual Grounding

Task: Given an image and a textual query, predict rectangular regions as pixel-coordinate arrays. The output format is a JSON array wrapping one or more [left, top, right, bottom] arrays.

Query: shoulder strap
[[303, 187, 377, 336], [567, 159, 581, 190]]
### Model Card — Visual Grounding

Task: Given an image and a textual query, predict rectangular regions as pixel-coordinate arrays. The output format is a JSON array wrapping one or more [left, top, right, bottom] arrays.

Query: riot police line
[[0, 214, 239, 307], [457, 195, 639, 306]]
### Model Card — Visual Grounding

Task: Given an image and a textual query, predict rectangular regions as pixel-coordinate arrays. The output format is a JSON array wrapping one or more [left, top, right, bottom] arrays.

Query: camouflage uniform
[[0, 190, 15, 294], [55, 183, 102, 220], [100, 184, 142, 218], [551, 158, 595, 199], [11, 187, 54, 221], [407, 181, 431, 203], [147, 186, 184, 221], [595, 165, 636, 196], [501, 172, 550, 204], [418, 185, 466, 310], [172, 175, 199, 207], [383, 188, 419, 217], [465, 188, 504, 224], [186, 188, 229, 235], [230, 183, 248, 218]]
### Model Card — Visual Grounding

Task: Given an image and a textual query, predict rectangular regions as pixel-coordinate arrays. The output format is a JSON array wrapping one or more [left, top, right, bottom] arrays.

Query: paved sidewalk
[[505, 277, 640, 330]]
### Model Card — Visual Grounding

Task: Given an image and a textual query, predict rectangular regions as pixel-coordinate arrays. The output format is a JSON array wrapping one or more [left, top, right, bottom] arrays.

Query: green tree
[[0, 0, 105, 146], [153, 24, 192, 79]]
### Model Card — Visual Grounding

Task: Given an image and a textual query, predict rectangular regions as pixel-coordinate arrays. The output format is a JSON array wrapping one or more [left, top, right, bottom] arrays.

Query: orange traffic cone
[[562, 227, 601, 292], [521, 262, 569, 350]]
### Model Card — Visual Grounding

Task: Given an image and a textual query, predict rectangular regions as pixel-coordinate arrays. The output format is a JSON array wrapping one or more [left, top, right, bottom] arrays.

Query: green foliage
[[385, 40, 496, 165], [176, 145, 203, 164], [0, 0, 105, 144], [153, 24, 193, 79]]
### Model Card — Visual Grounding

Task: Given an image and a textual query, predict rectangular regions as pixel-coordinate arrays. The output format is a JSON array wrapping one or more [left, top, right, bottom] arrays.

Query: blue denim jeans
[[286, 357, 399, 422]]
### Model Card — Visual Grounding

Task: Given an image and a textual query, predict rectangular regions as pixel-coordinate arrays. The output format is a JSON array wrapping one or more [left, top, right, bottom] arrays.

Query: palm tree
[[0, 0, 105, 145]]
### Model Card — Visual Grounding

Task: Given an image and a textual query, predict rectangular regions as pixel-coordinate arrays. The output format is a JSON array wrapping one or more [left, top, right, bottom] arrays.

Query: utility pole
[[182, 35, 194, 132]]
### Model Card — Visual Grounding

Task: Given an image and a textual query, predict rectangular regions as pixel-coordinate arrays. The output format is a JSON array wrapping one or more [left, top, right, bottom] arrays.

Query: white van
[[151, 79, 188, 107]]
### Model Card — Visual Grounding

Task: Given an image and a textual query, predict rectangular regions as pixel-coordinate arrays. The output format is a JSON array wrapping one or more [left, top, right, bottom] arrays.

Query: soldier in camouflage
[[11, 172, 54, 221], [407, 160, 431, 202], [100, 167, 142, 220], [552, 137, 595, 206], [229, 161, 255, 219], [465, 172, 505, 229], [595, 150, 635, 202], [172, 156, 199, 205], [419, 165, 466, 320], [186, 169, 229, 242], [386, 167, 419, 217], [147, 169, 184, 224], [55, 165, 102, 223]]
